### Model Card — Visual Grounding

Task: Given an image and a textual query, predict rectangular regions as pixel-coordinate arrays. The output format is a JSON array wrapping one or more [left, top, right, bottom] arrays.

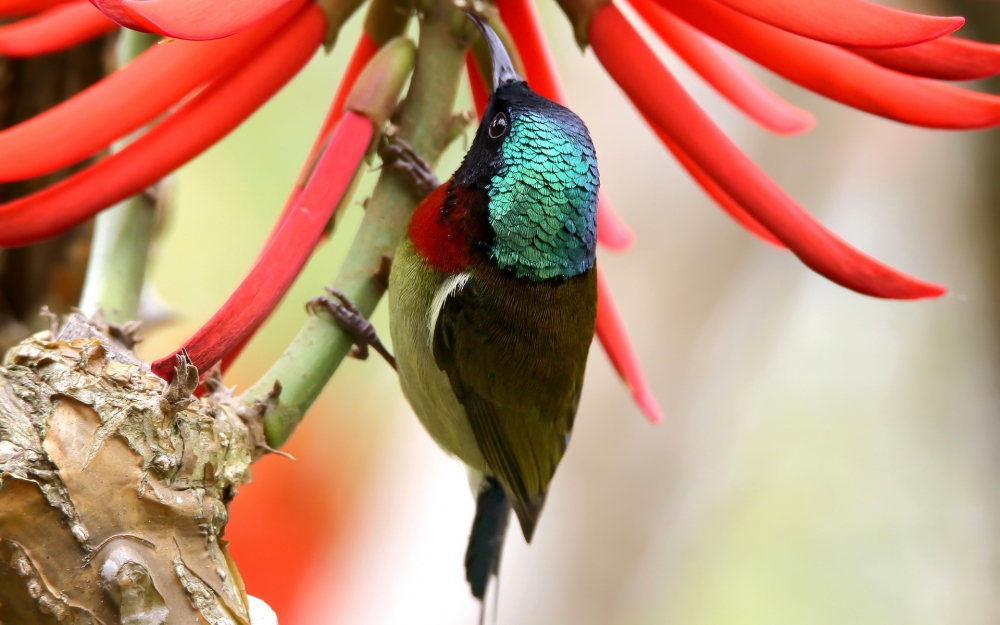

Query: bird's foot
[[379, 127, 440, 197], [306, 287, 397, 370]]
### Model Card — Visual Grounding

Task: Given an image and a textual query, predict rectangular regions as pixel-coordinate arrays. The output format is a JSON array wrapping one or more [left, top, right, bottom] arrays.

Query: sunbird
[[323, 14, 600, 601], [390, 14, 600, 600]]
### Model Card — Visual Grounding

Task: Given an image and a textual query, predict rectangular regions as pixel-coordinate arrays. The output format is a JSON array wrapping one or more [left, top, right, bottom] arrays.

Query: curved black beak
[[466, 13, 522, 91]]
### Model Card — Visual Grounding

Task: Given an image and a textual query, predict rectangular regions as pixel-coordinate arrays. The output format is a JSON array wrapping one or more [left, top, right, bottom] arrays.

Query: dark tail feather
[[465, 477, 511, 601]]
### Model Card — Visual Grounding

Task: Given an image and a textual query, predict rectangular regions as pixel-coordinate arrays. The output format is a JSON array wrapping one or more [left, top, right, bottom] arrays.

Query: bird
[[389, 14, 599, 601], [315, 13, 600, 603]]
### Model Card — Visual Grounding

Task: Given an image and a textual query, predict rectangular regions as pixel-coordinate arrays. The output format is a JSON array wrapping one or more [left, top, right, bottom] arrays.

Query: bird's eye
[[488, 112, 508, 139]]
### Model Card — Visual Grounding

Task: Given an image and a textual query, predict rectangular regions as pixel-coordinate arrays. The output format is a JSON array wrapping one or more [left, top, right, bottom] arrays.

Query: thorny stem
[[244, 0, 475, 448], [78, 31, 161, 326]]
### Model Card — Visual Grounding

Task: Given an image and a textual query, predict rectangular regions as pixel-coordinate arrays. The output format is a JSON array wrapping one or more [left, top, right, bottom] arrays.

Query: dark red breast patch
[[407, 183, 488, 274]]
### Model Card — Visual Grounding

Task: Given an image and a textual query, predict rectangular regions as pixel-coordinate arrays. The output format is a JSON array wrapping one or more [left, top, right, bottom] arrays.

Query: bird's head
[[455, 14, 600, 281]]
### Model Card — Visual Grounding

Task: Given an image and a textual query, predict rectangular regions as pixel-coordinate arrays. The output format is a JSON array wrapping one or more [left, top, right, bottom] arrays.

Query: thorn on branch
[[108, 320, 144, 350], [255, 442, 296, 460], [39, 306, 60, 337], [244, 380, 282, 421], [379, 126, 440, 197], [201, 366, 231, 398], [80, 308, 145, 350], [161, 349, 198, 411], [373, 253, 394, 295]]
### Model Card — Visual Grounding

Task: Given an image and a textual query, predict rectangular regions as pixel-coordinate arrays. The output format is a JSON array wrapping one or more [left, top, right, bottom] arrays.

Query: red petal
[[592, 5, 944, 300], [850, 36, 1000, 82], [321, 31, 379, 142], [496, 0, 567, 102], [122, 0, 296, 40], [0, 0, 70, 16], [0, 0, 302, 183], [0, 3, 325, 247], [649, 120, 783, 247], [272, 31, 379, 227], [609, 0, 779, 243], [713, 0, 962, 49], [0, 0, 116, 57], [221, 32, 380, 371], [151, 112, 374, 380], [88, 0, 151, 31], [284, 30, 377, 210], [649, 0, 1000, 130], [596, 265, 663, 424], [630, 0, 812, 135]]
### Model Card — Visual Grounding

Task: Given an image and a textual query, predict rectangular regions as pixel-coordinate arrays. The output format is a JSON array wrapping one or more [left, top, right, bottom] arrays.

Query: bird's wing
[[433, 265, 596, 540]]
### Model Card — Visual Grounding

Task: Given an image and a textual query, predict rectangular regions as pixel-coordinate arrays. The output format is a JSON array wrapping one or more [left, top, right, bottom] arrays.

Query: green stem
[[244, 0, 474, 448], [78, 30, 161, 325]]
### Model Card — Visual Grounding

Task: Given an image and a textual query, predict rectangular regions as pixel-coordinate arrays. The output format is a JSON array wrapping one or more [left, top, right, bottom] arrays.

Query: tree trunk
[[0, 313, 267, 624]]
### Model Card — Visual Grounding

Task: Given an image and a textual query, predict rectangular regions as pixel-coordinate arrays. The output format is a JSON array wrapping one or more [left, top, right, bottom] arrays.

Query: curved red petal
[[220, 33, 381, 372], [629, 0, 812, 135], [648, 120, 783, 247], [592, 5, 944, 300], [0, 3, 325, 248], [122, 0, 296, 40], [496, 0, 566, 102], [650, 0, 1000, 130], [596, 265, 663, 424], [151, 112, 374, 380], [0, 0, 70, 16], [260, 31, 378, 252], [0, 1, 116, 58], [88, 0, 151, 31], [850, 36, 1000, 82], [0, 0, 303, 183], [713, 0, 962, 49], [323, 32, 379, 141]]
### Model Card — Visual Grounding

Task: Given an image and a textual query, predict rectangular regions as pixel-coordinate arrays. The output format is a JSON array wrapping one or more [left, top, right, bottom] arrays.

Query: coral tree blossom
[[3, 0, 1000, 423]]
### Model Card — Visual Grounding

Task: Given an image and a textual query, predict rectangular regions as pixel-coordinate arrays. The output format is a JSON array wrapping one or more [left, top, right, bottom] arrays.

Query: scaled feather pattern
[[488, 108, 599, 281]]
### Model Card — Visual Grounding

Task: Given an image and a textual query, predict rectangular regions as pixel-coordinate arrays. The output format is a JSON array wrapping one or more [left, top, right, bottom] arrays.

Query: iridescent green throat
[[487, 109, 599, 281]]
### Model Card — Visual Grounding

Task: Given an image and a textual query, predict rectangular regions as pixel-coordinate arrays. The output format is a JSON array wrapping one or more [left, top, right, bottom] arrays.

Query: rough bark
[[0, 313, 268, 624]]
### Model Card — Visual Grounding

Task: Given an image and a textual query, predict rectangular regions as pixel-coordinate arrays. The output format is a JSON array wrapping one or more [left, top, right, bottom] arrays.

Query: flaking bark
[[0, 313, 267, 624]]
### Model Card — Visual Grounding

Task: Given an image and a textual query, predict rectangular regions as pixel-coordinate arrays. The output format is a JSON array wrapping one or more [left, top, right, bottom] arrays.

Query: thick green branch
[[78, 31, 160, 325], [77, 194, 157, 325], [244, 0, 474, 448]]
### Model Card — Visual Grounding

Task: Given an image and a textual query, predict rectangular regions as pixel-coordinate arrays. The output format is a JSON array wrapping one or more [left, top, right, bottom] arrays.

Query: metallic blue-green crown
[[487, 108, 599, 281]]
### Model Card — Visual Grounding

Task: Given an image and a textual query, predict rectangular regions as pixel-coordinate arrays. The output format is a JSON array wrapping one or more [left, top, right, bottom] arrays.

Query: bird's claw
[[306, 287, 397, 370], [379, 129, 440, 197]]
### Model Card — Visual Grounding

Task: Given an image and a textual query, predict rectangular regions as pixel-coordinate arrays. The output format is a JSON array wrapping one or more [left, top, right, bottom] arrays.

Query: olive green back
[[433, 264, 597, 539]]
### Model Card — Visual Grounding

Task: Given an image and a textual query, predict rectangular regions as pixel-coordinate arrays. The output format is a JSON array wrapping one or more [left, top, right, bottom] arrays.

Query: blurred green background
[[137, 0, 1000, 623]]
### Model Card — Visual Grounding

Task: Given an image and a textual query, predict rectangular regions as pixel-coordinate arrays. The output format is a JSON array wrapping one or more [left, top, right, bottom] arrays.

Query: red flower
[[2, 0, 999, 423], [0, 1, 116, 57]]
